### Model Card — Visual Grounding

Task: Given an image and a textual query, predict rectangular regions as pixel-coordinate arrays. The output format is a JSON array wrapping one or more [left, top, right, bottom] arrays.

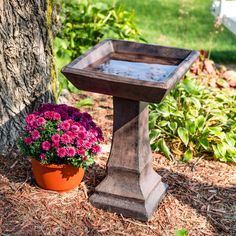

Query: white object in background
[[211, 0, 236, 35]]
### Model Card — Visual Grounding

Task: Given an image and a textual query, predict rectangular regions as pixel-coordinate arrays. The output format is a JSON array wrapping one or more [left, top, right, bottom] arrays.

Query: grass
[[94, 0, 236, 63]]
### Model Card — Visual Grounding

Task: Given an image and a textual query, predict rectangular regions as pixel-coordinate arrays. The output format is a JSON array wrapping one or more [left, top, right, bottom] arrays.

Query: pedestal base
[[90, 97, 167, 221], [90, 178, 167, 221]]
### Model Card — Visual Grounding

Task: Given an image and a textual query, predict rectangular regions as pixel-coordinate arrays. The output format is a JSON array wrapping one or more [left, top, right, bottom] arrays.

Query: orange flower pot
[[31, 158, 85, 192]]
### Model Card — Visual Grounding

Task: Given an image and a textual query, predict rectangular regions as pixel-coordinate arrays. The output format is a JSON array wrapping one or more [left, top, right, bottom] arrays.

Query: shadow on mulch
[[156, 167, 236, 235], [0, 150, 235, 235]]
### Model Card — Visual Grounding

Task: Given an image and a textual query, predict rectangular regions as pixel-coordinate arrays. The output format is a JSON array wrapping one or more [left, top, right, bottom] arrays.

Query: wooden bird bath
[[62, 39, 199, 221]]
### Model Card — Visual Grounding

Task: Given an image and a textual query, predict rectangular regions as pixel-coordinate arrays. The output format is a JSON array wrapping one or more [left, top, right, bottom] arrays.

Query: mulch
[[0, 91, 235, 236]]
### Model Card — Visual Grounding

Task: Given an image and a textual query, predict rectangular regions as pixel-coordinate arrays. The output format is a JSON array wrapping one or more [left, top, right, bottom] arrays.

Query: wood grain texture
[[0, 0, 54, 154]]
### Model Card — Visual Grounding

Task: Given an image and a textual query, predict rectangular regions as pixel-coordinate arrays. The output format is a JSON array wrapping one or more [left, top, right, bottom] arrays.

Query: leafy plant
[[18, 104, 103, 169], [149, 75, 236, 163], [53, 0, 145, 100], [175, 229, 188, 236]]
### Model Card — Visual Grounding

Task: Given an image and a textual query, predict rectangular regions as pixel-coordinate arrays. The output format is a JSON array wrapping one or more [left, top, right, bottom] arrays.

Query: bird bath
[[62, 39, 199, 221]]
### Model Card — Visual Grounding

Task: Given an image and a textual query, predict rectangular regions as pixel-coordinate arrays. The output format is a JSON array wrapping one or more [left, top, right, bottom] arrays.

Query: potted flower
[[18, 104, 103, 192]]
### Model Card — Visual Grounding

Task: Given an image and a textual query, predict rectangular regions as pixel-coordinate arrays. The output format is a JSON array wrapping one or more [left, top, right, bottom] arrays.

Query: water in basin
[[93, 59, 177, 82]]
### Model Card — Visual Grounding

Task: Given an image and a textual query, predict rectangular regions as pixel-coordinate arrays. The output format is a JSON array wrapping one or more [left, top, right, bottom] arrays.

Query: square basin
[[62, 39, 199, 103]]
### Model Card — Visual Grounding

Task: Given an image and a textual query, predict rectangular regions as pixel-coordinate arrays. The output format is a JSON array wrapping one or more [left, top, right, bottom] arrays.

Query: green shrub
[[149, 75, 236, 163], [53, 0, 144, 99]]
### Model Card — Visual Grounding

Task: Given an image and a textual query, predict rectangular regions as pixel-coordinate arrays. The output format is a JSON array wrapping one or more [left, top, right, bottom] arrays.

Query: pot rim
[[30, 157, 84, 170]]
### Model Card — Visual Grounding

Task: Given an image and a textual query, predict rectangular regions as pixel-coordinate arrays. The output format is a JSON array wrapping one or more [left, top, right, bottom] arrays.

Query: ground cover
[[0, 91, 235, 235]]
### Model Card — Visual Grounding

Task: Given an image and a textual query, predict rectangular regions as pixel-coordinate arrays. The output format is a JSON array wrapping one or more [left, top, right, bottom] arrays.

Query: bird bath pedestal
[[62, 39, 199, 221]]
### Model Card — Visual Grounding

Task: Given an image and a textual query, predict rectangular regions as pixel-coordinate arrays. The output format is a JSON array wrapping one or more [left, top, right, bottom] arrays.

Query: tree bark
[[0, 0, 54, 154]]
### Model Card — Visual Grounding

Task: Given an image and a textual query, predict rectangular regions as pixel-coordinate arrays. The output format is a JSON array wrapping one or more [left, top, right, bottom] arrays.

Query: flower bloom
[[66, 131, 76, 140], [40, 153, 45, 160], [24, 137, 32, 145], [83, 140, 92, 149], [61, 133, 71, 144], [77, 148, 85, 156], [51, 134, 60, 143], [19, 104, 103, 168], [36, 117, 46, 126], [31, 130, 40, 140], [66, 147, 76, 157], [53, 112, 61, 121], [42, 141, 51, 151], [25, 114, 36, 124], [57, 147, 66, 158], [60, 120, 71, 131], [92, 145, 101, 154], [52, 142, 60, 148], [76, 139, 83, 148], [44, 111, 54, 120], [71, 125, 80, 133]]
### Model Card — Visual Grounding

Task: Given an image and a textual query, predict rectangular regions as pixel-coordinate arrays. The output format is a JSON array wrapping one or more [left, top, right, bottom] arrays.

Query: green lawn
[[95, 0, 236, 63]]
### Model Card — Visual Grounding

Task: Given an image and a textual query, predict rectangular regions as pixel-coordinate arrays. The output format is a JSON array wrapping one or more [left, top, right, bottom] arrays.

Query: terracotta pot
[[31, 158, 85, 192]]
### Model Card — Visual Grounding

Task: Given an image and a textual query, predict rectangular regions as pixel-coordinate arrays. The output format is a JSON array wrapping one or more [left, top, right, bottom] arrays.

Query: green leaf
[[175, 229, 188, 236], [212, 145, 221, 159], [149, 129, 161, 144], [67, 82, 80, 94], [157, 138, 171, 158], [183, 149, 193, 162], [182, 78, 200, 95], [168, 121, 178, 133], [159, 120, 169, 127], [225, 133, 236, 147], [177, 127, 189, 146], [217, 143, 227, 157], [157, 103, 171, 116], [199, 136, 209, 150], [185, 119, 196, 135], [75, 98, 94, 108], [196, 115, 205, 130]]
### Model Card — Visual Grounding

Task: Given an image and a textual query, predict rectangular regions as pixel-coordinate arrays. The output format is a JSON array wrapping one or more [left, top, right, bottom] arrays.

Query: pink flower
[[77, 148, 85, 156], [44, 111, 54, 120], [60, 120, 71, 131], [36, 117, 46, 126], [66, 131, 76, 140], [76, 139, 83, 148], [40, 153, 45, 160], [83, 140, 92, 149], [53, 112, 61, 121], [52, 142, 60, 148], [24, 137, 32, 145], [25, 114, 36, 124], [61, 133, 71, 144], [66, 147, 76, 157], [31, 130, 40, 140], [57, 147, 66, 158], [77, 132, 86, 140], [92, 145, 101, 154], [42, 141, 51, 151], [78, 126, 86, 133], [71, 125, 80, 133], [51, 134, 60, 143]]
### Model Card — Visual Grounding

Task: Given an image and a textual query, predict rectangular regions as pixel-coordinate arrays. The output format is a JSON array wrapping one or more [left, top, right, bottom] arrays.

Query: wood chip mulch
[[0, 91, 235, 236]]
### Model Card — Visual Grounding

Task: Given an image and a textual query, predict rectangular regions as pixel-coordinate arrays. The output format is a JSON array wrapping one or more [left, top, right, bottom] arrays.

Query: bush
[[149, 75, 236, 163], [53, 0, 144, 98]]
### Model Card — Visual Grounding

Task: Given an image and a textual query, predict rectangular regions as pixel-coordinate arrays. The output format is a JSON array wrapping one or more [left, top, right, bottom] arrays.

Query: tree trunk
[[0, 0, 54, 154]]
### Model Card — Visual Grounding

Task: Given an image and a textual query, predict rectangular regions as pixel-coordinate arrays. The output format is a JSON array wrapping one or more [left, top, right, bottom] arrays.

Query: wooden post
[[90, 97, 167, 221]]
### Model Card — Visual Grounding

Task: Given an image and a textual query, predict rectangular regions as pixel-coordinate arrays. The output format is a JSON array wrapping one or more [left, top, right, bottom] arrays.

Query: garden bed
[[0, 91, 235, 235]]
